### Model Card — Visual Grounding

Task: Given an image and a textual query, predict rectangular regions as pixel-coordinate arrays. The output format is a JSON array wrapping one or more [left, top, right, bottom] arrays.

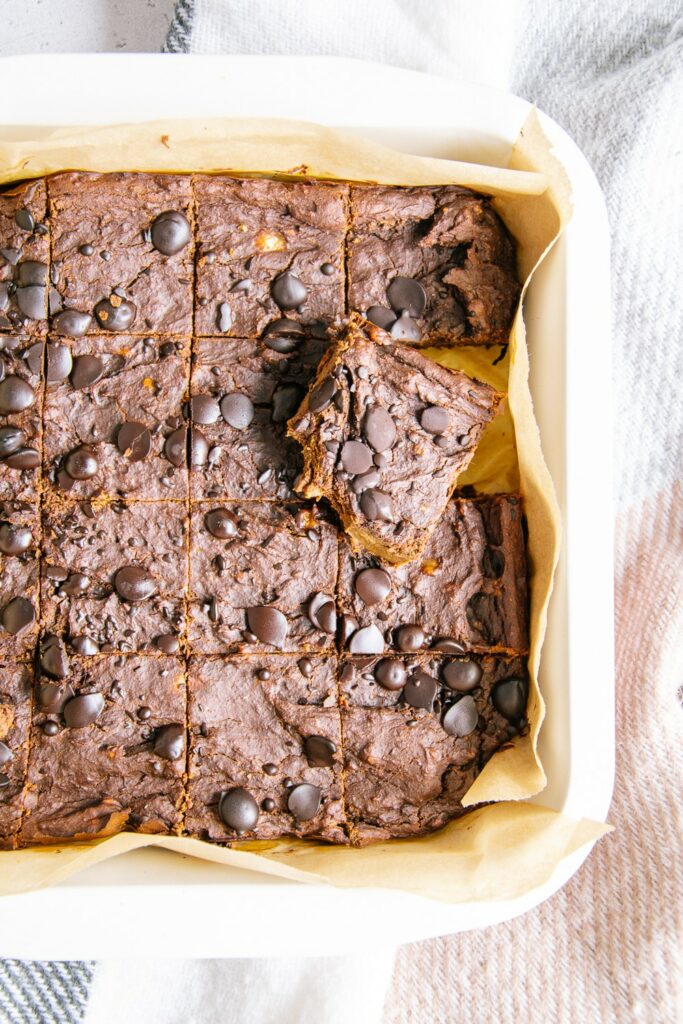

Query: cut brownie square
[[21, 655, 186, 843], [0, 662, 32, 849], [0, 179, 50, 334], [338, 495, 528, 657], [289, 317, 502, 564], [193, 177, 347, 338], [347, 185, 519, 346], [42, 334, 190, 500], [41, 499, 187, 655], [0, 334, 43, 502], [186, 655, 346, 842], [0, 502, 40, 658], [190, 335, 326, 501], [49, 173, 194, 336], [188, 501, 338, 655]]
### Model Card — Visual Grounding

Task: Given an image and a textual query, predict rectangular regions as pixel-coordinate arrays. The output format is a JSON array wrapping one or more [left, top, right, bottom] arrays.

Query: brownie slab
[[0, 662, 32, 849], [49, 173, 194, 336], [21, 655, 186, 843], [193, 177, 347, 337], [339, 495, 528, 656], [188, 501, 338, 655], [0, 180, 50, 334], [186, 655, 345, 842], [41, 499, 187, 654], [347, 185, 519, 346], [0, 334, 44, 502], [190, 335, 326, 501], [289, 318, 502, 564], [0, 502, 40, 658], [43, 334, 190, 500]]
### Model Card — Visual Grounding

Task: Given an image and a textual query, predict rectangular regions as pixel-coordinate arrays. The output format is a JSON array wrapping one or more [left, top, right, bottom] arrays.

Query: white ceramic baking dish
[[0, 54, 614, 958]]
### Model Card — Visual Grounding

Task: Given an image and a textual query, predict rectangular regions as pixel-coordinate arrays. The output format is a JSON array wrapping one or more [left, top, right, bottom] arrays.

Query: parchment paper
[[0, 112, 610, 902]]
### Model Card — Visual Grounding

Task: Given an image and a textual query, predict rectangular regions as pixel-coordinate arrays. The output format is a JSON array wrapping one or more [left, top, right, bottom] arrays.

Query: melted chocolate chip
[[304, 735, 336, 768], [359, 489, 394, 522], [0, 426, 25, 458], [442, 695, 478, 737], [0, 521, 32, 555], [0, 741, 13, 765], [363, 407, 396, 452], [70, 354, 105, 389], [14, 208, 34, 232], [53, 309, 93, 338], [387, 276, 427, 317], [396, 624, 425, 653], [205, 507, 238, 539], [271, 272, 308, 310], [40, 635, 70, 679], [348, 624, 384, 655], [190, 428, 209, 467], [15, 286, 45, 321], [217, 302, 233, 333], [308, 378, 337, 414], [94, 296, 137, 332], [150, 210, 191, 256], [420, 406, 449, 435], [71, 635, 99, 655], [287, 783, 322, 822], [191, 394, 220, 425], [443, 659, 483, 692], [307, 593, 337, 634], [0, 376, 35, 415], [155, 634, 179, 654], [46, 342, 73, 383], [403, 670, 438, 711], [354, 567, 391, 606], [492, 677, 527, 721], [220, 393, 254, 430], [3, 447, 39, 470], [64, 445, 98, 480], [366, 306, 396, 330], [117, 422, 152, 462], [390, 312, 421, 341], [36, 681, 74, 714], [63, 693, 104, 729], [164, 427, 187, 467], [271, 383, 304, 423], [374, 658, 407, 691], [153, 723, 185, 761], [246, 606, 288, 648], [219, 787, 259, 833], [113, 565, 157, 603]]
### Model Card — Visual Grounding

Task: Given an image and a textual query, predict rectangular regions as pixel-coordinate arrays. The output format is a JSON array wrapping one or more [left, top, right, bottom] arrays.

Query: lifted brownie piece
[[0, 662, 32, 849], [21, 655, 186, 844], [41, 499, 187, 654], [289, 318, 502, 564], [0, 334, 43, 502], [0, 502, 40, 658], [347, 185, 519, 346], [194, 176, 347, 338], [188, 501, 338, 655], [338, 495, 528, 657], [186, 655, 345, 842], [43, 334, 190, 500], [49, 173, 194, 336], [190, 336, 326, 501], [0, 180, 50, 334]]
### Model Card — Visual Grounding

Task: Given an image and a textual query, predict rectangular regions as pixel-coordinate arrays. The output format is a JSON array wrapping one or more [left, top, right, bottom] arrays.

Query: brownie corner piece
[[0, 661, 32, 849], [186, 655, 346, 843], [0, 179, 50, 335], [289, 318, 502, 564]]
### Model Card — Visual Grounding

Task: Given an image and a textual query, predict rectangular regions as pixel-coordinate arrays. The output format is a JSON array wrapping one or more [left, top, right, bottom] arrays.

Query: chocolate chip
[[71, 635, 99, 655], [443, 659, 483, 692], [443, 695, 478, 737], [15, 286, 44, 320], [216, 302, 233, 332], [307, 593, 336, 634], [396, 624, 425, 652], [262, 318, 306, 343], [23, 341, 43, 377], [271, 272, 308, 310], [387, 277, 427, 317], [246, 606, 288, 648], [297, 657, 313, 678], [287, 783, 321, 822], [350, 469, 380, 494], [0, 376, 35, 414], [231, 278, 252, 293], [431, 637, 466, 654], [164, 427, 187, 467], [304, 735, 336, 768], [70, 353, 104, 389], [79, 244, 95, 256], [42, 721, 59, 736], [0, 248, 19, 266], [420, 406, 449, 435], [114, 565, 157, 603], [363, 407, 396, 452], [390, 313, 421, 341], [1, 596, 35, 635], [94, 296, 137, 332], [219, 787, 259, 832], [366, 306, 395, 330], [14, 208, 34, 232], [220, 393, 254, 430], [0, 522, 32, 555], [36, 681, 74, 713], [40, 635, 70, 679], [262, 798, 275, 811], [54, 309, 93, 338], [155, 634, 179, 654], [404, 670, 438, 710], [57, 572, 89, 597], [64, 445, 98, 480], [46, 342, 73, 383], [117, 422, 152, 462], [0, 772, 8, 788], [190, 428, 209, 467], [375, 658, 407, 691], [348, 624, 384, 655], [360, 489, 393, 522], [0, 426, 25, 458], [153, 723, 185, 761], [263, 763, 277, 776], [340, 440, 373, 475], [63, 693, 104, 729], [308, 378, 337, 414], [191, 394, 220, 425], [205, 507, 238, 539], [339, 615, 358, 645], [3, 447, 39, 470], [150, 210, 191, 256], [492, 677, 528, 721], [137, 706, 152, 721], [17, 261, 47, 287], [354, 567, 391, 606], [0, 741, 13, 765], [320, 262, 335, 276], [271, 383, 304, 422]]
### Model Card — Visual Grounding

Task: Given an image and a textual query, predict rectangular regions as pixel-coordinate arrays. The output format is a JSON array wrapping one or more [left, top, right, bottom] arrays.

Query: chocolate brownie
[[193, 177, 347, 337], [347, 185, 519, 346], [0, 662, 32, 849], [42, 334, 190, 500], [49, 173, 194, 336], [0, 180, 50, 334], [289, 317, 503, 563], [0, 502, 40, 658], [0, 334, 43, 502], [339, 495, 528, 657], [190, 335, 327, 501], [21, 655, 186, 843], [188, 501, 338, 655], [186, 655, 345, 842], [41, 499, 187, 654]]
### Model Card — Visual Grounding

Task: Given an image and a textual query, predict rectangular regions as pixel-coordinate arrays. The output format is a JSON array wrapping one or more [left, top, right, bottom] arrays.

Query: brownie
[[188, 501, 338, 655], [42, 334, 190, 499], [21, 655, 186, 843], [0, 334, 44, 502], [347, 185, 519, 346], [41, 499, 187, 654], [339, 495, 528, 656], [193, 177, 347, 338], [0, 180, 50, 334], [190, 335, 327, 500], [49, 173, 194, 336], [0, 502, 40, 658], [186, 655, 346, 842], [289, 317, 502, 564], [0, 662, 32, 848]]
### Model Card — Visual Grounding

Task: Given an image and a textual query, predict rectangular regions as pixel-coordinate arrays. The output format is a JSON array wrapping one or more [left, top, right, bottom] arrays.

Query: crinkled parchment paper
[[0, 112, 610, 902]]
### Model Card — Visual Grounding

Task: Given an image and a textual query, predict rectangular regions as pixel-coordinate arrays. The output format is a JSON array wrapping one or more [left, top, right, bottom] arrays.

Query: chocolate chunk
[[304, 735, 336, 768], [443, 659, 483, 692], [150, 210, 191, 256], [53, 309, 93, 337], [246, 606, 288, 648], [94, 296, 137, 332], [390, 312, 421, 341], [217, 302, 233, 333], [1, 596, 35, 635], [205, 508, 238, 539], [340, 440, 373, 475], [348, 624, 384, 655], [0, 521, 32, 555], [64, 445, 98, 480], [190, 428, 209, 467], [374, 658, 407, 691], [271, 272, 308, 310], [114, 565, 157, 603], [442, 695, 478, 737], [117, 422, 152, 462], [36, 681, 74, 714], [164, 427, 187, 467], [153, 723, 185, 761], [220, 393, 254, 430], [155, 634, 179, 654], [0, 426, 25, 458], [396, 624, 425, 652], [403, 670, 438, 710], [70, 354, 105, 389], [191, 394, 220, 425], [71, 635, 99, 655], [46, 343, 73, 383], [366, 306, 396, 330], [387, 276, 427, 317], [3, 447, 39, 470], [63, 693, 104, 729], [219, 787, 259, 832], [15, 208, 35, 232], [0, 376, 35, 414], [492, 677, 527, 720], [420, 406, 449, 435], [287, 783, 322, 822], [40, 635, 70, 679], [363, 407, 396, 452], [15, 285, 45, 320], [354, 568, 391, 606], [359, 489, 394, 522]]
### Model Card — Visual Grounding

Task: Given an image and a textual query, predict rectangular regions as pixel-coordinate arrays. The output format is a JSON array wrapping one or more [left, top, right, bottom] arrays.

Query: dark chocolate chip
[[442, 695, 478, 737], [191, 394, 220, 425], [431, 637, 466, 654], [262, 798, 275, 812], [354, 567, 391, 606], [0, 426, 25, 458], [246, 606, 288, 648], [164, 427, 187, 467], [0, 521, 32, 555], [351, 469, 380, 494], [70, 353, 105, 389], [3, 447, 39, 470], [0, 248, 20, 266], [150, 210, 191, 256], [1, 596, 35, 635], [363, 407, 396, 453], [307, 592, 336, 634], [24, 341, 43, 377], [366, 306, 395, 330], [15, 286, 45, 320], [0, 741, 13, 765], [42, 721, 59, 736], [219, 787, 259, 833], [70, 635, 99, 655], [117, 422, 151, 462], [79, 244, 95, 256], [271, 272, 308, 310], [40, 635, 70, 679], [57, 572, 89, 597], [46, 343, 73, 383], [216, 302, 233, 333], [340, 614, 358, 645], [348, 624, 384, 655], [403, 670, 438, 710], [262, 318, 306, 341], [492, 677, 528, 721], [263, 334, 300, 354], [271, 383, 304, 423], [443, 659, 483, 693], [94, 296, 137, 332], [390, 312, 421, 341], [287, 783, 322, 822], [231, 278, 252, 293], [387, 276, 427, 317], [340, 440, 373, 475], [396, 624, 425, 652], [263, 763, 277, 776], [113, 565, 157, 603], [220, 393, 254, 430], [155, 634, 179, 654], [205, 507, 238, 539], [0, 376, 35, 414], [17, 261, 47, 287], [420, 406, 449, 435], [137, 706, 152, 721], [304, 735, 336, 768], [190, 428, 209, 467], [63, 693, 104, 729], [153, 723, 185, 761], [359, 488, 394, 522], [375, 658, 407, 691], [308, 378, 337, 414], [320, 262, 335, 276], [54, 310, 93, 338], [36, 681, 74, 713], [64, 445, 98, 480], [297, 657, 313, 678], [14, 208, 34, 232]]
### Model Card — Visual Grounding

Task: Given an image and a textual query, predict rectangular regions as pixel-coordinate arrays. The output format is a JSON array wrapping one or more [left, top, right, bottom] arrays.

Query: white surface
[[0, 0, 174, 55], [0, 55, 614, 958]]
